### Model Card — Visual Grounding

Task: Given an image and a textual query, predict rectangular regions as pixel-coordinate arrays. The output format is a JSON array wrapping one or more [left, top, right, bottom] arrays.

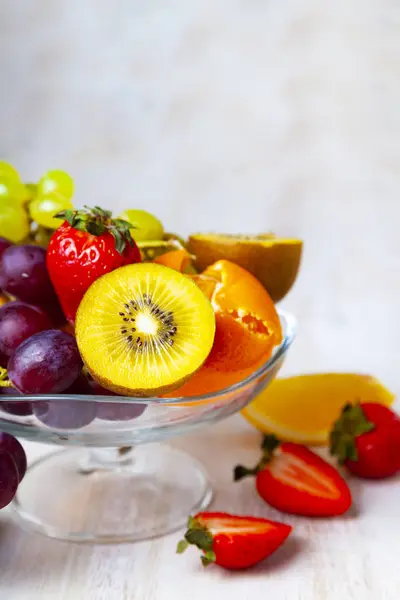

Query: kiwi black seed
[[117, 292, 179, 354]]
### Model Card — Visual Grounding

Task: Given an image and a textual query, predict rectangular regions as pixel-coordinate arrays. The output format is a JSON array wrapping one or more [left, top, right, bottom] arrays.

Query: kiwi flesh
[[75, 263, 216, 397], [187, 233, 303, 303]]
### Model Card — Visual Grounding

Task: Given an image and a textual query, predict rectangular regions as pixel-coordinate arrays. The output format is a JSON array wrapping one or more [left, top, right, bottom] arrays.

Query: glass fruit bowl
[[0, 311, 296, 544]]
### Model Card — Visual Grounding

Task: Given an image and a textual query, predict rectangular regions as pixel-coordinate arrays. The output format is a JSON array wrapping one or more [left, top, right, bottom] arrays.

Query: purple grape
[[36, 298, 66, 327], [0, 301, 52, 356], [33, 400, 96, 430], [0, 237, 12, 260], [0, 349, 8, 368], [0, 245, 58, 304], [0, 450, 19, 509], [32, 373, 96, 430], [97, 402, 146, 421], [0, 386, 32, 416], [65, 373, 92, 394], [0, 432, 27, 481], [90, 381, 146, 421], [89, 381, 119, 396], [8, 330, 83, 394]]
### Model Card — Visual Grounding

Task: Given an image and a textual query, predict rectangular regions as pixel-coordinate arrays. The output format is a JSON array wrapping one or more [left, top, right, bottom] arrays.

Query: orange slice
[[242, 373, 395, 445]]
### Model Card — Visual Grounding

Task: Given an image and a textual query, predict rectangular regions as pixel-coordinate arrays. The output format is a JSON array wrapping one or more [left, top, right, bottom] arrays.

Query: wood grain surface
[[0, 0, 399, 598]]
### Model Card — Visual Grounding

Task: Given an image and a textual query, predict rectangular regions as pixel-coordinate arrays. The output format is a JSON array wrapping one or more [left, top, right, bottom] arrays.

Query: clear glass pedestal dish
[[0, 311, 296, 544]]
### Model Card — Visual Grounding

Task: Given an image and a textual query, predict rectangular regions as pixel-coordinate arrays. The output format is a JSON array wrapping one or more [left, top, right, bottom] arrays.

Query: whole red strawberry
[[234, 435, 352, 517], [47, 206, 141, 323], [177, 512, 292, 570], [330, 402, 400, 479]]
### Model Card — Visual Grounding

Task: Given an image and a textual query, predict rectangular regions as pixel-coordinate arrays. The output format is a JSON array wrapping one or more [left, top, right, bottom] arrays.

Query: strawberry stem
[[55, 205, 136, 255], [176, 516, 216, 566], [329, 401, 375, 464], [234, 434, 280, 481]]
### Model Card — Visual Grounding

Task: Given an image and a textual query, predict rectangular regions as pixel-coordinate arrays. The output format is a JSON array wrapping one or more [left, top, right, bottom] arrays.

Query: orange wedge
[[154, 249, 192, 272], [242, 373, 395, 445]]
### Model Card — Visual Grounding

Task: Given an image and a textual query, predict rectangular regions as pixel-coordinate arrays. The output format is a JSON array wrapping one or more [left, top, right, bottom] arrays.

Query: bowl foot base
[[12, 444, 213, 544]]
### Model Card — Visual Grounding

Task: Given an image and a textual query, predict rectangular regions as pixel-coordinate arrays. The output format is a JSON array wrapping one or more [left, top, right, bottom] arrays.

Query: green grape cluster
[[0, 162, 75, 246]]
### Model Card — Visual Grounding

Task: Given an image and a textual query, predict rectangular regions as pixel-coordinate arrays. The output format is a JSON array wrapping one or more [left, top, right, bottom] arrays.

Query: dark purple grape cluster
[[0, 239, 147, 430], [0, 431, 27, 509]]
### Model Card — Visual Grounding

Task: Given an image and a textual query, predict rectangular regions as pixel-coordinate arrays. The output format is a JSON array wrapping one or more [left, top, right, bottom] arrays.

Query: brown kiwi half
[[187, 233, 303, 302], [75, 263, 216, 397]]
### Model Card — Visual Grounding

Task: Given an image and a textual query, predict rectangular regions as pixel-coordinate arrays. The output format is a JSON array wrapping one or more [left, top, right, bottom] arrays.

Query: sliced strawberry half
[[234, 435, 352, 517], [177, 512, 292, 570]]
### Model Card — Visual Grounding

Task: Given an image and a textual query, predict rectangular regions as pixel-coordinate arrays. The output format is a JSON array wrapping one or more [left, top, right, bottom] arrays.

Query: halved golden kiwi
[[76, 263, 216, 397], [187, 233, 303, 303]]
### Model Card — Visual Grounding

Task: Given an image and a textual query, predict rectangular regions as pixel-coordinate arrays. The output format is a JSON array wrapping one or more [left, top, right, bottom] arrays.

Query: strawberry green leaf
[[54, 209, 74, 222], [74, 220, 88, 232], [113, 218, 135, 230], [110, 229, 126, 254], [56, 205, 137, 253], [176, 539, 189, 554], [185, 528, 214, 551], [329, 402, 375, 464], [201, 551, 216, 567], [86, 221, 105, 236]]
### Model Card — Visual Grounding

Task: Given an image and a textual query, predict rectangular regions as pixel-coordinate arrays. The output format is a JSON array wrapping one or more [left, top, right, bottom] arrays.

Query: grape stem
[[0, 367, 12, 387]]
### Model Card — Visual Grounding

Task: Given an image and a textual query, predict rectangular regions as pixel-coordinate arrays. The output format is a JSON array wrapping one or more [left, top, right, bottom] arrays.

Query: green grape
[[24, 183, 38, 203], [0, 161, 20, 182], [0, 203, 29, 242], [119, 209, 164, 242], [38, 169, 74, 200], [29, 196, 74, 229], [0, 179, 30, 205]]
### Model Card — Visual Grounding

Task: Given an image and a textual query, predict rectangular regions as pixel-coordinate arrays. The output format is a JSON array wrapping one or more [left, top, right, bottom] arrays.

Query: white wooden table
[[1, 356, 399, 600]]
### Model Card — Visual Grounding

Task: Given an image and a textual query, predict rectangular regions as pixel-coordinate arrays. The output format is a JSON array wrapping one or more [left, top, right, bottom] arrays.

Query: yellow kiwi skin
[[85, 364, 206, 398], [187, 233, 303, 303], [75, 263, 216, 398]]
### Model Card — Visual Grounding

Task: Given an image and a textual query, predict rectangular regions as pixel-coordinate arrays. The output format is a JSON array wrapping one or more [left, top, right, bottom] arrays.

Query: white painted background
[[0, 1, 399, 598]]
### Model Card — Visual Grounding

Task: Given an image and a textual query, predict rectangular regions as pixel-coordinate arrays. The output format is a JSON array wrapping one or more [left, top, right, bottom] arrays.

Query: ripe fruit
[[119, 209, 164, 242], [0, 245, 58, 305], [138, 235, 185, 262], [90, 372, 148, 421], [165, 260, 282, 397], [0, 202, 29, 243], [154, 249, 192, 272], [8, 330, 83, 394], [96, 401, 146, 421], [29, 196, 74, 229], [187, 233, 303, 302], [330, 402, 400, 479], [37, 169, 74, 200], [234, 435, 352, 517], [242, 373, 395, 446], [0, 179, 30, 206], [0, 432, 27, 481], [47, 206, 141, 323], [0, 301, 52, 356], [0, 384, 33, 417], [0, 161, 20, 182], [177, 512, 292, 570], [0, 237, 12, 259], [76, 263, 216, 396], [0, 450, 19, 509], [34, 399, 96, 430]]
